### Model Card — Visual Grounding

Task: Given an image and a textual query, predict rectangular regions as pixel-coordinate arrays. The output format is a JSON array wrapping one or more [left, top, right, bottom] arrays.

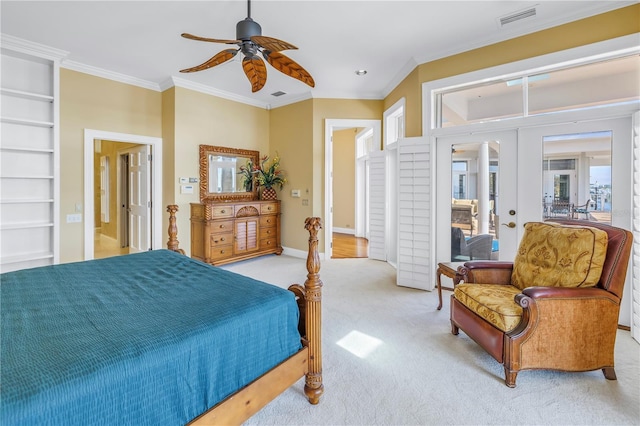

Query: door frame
[[324, 119, 381, 259], [83, 129, 162, 260]]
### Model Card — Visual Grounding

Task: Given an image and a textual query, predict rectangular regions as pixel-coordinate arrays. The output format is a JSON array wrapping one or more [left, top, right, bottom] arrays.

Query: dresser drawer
[[260, 202, 278, 215], [210, 232, 233, 247], [260, 226, 277, 239], [211, 206, 234, 218], [260, 237, 277, 250], [210, 220, 233, 233], [259, 215, 277, 227], [210, 245, 233, 261]]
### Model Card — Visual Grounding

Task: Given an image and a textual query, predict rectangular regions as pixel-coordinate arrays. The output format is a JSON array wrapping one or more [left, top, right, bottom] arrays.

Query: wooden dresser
[[190, 200, 282, 266]]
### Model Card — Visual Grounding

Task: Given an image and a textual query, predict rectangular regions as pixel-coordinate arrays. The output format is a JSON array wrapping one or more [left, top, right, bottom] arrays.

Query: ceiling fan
[[180, 0, 315, 93]]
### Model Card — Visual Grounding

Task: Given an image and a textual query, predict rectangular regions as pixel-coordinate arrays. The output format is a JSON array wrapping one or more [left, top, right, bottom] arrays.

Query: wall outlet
[[302, 199, 309, 206], [66, 214, 82, 223]]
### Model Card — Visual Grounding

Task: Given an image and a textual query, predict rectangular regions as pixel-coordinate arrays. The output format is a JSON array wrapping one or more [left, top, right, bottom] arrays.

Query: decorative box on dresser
[[190, 200, 282, 266]]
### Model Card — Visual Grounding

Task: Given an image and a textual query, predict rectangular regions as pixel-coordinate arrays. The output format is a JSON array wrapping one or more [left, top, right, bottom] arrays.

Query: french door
[[435, 130, 519, 264]]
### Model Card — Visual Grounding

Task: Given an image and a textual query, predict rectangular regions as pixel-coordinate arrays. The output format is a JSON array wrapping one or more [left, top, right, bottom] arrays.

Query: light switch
[[291, 189, 301, 198], [66, 214, 82, 223], [181, 185, 194, 194]]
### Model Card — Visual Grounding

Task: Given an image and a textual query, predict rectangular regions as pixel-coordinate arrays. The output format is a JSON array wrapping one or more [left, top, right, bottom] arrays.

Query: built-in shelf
[[0, 116, 54, 128], [1, 252, 54, 265], [1, 45, 60, 271], [1, 222, 54, 230], [0, 146, 54, 153], [1, 87, 54, 102], [0, 199, 54, 204], [1, 175, 55, 179]]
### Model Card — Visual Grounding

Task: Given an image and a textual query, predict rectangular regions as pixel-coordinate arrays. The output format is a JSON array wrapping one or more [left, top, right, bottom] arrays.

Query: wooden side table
[[436, 262, 464, 310]]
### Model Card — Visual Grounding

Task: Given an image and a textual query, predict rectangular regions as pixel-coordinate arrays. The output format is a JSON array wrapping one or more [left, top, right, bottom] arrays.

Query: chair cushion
[[454, 284, 523, 333], [511, 222, 608, 291]]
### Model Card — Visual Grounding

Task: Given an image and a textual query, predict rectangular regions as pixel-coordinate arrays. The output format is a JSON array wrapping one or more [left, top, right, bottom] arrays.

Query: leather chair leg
[[602, 367, 617, 380], [504, 367, 518, 388], [451, 321, 459, 335]]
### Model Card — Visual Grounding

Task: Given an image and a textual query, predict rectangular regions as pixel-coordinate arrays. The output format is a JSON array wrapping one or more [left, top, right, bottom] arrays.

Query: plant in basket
[[256, 153, 287, 200]]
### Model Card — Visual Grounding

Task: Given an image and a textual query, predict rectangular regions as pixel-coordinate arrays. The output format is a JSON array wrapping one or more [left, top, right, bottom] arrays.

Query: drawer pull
[[220, 250, 225, 254], [220, 237, 225, 242], [219, 225, 225, 229], [266, 230, 271, 234], [266, 219, 271, 223], [220, 209, 226, 214], [267, 206, 272, 211]]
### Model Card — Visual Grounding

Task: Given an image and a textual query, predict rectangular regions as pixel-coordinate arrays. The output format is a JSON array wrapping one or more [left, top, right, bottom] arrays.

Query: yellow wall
[[269, 99, 314, 253], [385, 4, 640, 137], [59, 69, 162, 263], [333, 128, 357, 230]]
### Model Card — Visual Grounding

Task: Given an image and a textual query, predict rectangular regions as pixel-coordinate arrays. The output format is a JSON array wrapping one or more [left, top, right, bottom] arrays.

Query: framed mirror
[[199, 145, 259, 202]]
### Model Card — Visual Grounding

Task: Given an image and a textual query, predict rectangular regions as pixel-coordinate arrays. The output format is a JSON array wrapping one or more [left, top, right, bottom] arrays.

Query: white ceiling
[[1, 1, 634, 109]]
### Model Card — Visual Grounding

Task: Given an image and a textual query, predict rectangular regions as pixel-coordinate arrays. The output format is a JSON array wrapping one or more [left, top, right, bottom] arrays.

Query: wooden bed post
[[166, 204, 185, 254], [303, 217, 324, 404]]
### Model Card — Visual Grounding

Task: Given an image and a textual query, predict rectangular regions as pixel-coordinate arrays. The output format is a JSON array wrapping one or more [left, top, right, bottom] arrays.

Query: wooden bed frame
[[166, 205, 323, 424]]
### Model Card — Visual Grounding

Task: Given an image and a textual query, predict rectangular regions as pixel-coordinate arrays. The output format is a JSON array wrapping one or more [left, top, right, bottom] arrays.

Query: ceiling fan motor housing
[[237, 18, 261, 40]]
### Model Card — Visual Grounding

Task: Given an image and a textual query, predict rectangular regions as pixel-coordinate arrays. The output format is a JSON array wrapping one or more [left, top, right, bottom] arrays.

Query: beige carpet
[[223, 255, 640, 425]]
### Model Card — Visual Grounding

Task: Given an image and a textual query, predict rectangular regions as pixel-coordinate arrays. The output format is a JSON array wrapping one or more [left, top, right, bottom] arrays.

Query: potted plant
[[255, 153, 287, 200]]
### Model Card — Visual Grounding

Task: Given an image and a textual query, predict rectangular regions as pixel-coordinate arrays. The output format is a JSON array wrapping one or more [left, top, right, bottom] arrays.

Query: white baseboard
[[333, 227, 355, 235], [281, 246, 327, 261]]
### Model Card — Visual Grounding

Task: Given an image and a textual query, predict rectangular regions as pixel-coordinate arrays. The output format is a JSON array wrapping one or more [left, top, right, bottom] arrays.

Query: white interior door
[[127, 145, 150, 253], [435, 130, 519, 264]]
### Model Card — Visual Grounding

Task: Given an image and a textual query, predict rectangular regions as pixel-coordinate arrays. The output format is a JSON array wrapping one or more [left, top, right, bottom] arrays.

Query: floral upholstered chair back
[[511, 222, 609, 291]]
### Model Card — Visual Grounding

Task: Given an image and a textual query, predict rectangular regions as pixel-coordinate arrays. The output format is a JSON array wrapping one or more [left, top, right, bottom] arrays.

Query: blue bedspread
[[1, 250, 302, 425]]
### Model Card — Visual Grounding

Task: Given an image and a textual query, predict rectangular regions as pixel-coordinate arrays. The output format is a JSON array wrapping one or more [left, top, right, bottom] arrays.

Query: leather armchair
[[450, 219, 633, 387]]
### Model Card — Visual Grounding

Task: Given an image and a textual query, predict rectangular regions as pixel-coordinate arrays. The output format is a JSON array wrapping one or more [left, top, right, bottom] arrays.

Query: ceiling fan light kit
[[180, 0, 315, 93]]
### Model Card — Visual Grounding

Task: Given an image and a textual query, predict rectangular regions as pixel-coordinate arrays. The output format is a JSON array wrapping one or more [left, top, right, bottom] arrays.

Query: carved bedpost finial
[[166, 205, 185, 255], [303, 217, 323, 404]]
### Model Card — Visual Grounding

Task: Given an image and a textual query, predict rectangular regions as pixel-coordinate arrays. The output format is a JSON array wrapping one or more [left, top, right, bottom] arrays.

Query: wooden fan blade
[[251, 35, 298, 52], [263, 51, 315, 88], [180, 49, 239, 73], [181, 33, 239, 44], [242, 56, 267, 92]]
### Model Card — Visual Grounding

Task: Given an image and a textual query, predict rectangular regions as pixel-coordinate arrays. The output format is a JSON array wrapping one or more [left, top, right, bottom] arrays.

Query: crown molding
[[382, 57, 419, 98], [412, 1, 637, 67], [168, 76, 269, 109], [1, 33, 68, 61], [61, 60, 162, 91]]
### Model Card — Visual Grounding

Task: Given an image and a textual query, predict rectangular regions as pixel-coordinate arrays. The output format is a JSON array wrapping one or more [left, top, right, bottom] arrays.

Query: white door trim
[[83, 129, 162, 260], [324, 119, 381, 258]]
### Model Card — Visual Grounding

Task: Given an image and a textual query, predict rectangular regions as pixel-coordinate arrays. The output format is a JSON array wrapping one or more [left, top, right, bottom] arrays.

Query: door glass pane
[[542, 131, 611, 223], [451, 142, 499, 261]]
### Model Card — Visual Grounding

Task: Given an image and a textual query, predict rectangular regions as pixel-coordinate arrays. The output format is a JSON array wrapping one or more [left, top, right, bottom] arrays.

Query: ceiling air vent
[[271, 91, 286, 97], [498, 6, 537, 27]]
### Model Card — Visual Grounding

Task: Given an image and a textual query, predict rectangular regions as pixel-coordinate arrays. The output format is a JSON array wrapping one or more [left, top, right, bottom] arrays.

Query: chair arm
[[458, 261, 514, 284], [520, 286, 619, 303]]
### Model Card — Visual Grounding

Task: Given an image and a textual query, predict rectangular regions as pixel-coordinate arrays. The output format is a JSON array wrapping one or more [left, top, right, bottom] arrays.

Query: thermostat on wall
[[181, 185, 194, 194]]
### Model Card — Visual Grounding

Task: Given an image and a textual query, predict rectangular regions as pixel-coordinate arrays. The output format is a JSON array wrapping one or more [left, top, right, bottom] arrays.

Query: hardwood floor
[[332, 233, 368, 259]]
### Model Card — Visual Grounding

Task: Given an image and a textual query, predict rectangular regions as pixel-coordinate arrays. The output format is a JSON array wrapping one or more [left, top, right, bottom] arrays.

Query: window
[[434, 54, 639, 128], [384, 98, 405, 147]]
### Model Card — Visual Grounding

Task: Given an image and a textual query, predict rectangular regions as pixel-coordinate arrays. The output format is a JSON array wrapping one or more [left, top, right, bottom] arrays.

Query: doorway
[[324, 119, 381, 259], [83, 129, 162, 261]]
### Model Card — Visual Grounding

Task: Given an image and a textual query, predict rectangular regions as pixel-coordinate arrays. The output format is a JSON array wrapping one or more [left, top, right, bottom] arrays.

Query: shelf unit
[[1, 37, 65, 272]]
